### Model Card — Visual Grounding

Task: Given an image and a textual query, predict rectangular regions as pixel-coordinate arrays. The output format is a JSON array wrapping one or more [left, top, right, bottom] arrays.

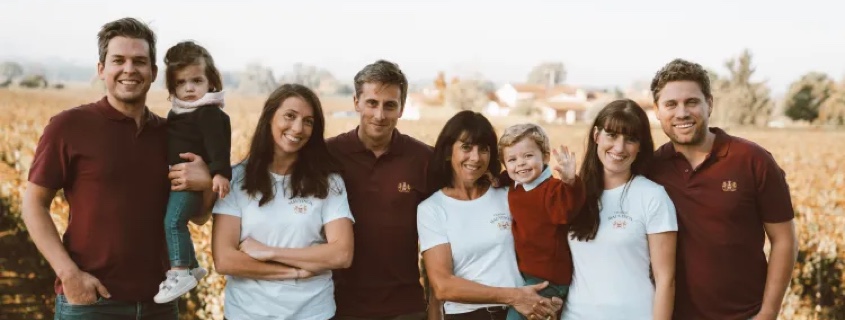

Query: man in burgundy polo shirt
[[21, 18, 212, 319], [327, 60, 434, 320], [647, 59, 798, 320]]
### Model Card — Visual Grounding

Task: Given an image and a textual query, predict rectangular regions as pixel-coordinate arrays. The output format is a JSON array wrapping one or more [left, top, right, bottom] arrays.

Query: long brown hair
[[569, 99, 655, 241], [241, 84, 340, 206]]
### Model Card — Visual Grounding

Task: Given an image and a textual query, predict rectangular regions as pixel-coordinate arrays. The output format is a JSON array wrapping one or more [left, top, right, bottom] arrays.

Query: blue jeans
[[506, 273, 569, 320], [164, 190, 202, 268], [54, 294, 177, 319]]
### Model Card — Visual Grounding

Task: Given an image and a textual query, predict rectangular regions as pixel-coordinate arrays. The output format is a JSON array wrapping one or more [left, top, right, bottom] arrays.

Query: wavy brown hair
[[569, 99, 655, 241], [240, 84, 340, 206]]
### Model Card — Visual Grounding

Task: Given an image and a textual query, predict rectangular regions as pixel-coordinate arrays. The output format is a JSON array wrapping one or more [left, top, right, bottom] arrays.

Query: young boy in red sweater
[[498, 123, 585, 320]]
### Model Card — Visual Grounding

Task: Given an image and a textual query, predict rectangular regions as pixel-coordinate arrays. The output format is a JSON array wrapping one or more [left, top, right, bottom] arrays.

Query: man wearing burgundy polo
[[21, 17, 213, 319], [327, 60, 434, 320], [647, 59, 798, 320]]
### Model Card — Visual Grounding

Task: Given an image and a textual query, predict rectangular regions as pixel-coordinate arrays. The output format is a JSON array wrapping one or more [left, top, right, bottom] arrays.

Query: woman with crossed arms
[[212, 84, 354, 320]]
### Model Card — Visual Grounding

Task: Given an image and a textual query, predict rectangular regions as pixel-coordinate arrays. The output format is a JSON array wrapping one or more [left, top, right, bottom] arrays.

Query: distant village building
[[486, 83, 598, 124]]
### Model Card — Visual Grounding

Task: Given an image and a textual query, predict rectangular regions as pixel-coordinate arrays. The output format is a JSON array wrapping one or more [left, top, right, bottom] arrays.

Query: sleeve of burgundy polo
[[753, 150, 794, 223], [28, 113, 72, 189]]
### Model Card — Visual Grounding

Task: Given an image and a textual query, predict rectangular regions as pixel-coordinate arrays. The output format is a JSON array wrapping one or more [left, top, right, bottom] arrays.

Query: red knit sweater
[[508, 175, 585, 285]]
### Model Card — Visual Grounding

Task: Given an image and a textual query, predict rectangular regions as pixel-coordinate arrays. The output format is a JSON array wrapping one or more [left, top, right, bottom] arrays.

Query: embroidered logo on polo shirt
[[289, 198, 312, 214], [722, 180, 737, 192], [398, 182, 412, 193]]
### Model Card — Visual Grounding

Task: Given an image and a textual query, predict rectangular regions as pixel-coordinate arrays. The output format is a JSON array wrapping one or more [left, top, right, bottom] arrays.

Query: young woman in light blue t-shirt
[[563, 99, 678, 320], [211, 84, 354, 320]]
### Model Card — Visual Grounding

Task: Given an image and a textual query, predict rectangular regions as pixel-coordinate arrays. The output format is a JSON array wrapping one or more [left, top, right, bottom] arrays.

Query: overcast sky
[[1, 0, 843, 95]]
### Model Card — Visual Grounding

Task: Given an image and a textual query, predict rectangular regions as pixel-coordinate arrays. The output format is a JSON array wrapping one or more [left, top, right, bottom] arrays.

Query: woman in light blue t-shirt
[[211, 84, 354, 320], [563, 99, 677, 320]]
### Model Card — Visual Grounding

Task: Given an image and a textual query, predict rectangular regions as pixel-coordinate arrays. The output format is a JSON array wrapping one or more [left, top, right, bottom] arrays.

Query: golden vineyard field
[[1, 87, 843, 319]]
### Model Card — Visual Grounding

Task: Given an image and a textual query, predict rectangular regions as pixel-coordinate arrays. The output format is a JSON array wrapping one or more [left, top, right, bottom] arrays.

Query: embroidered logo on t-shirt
[[609, 211, 632, 229], [722, 180, 737, 192], [289, 198, 313, 214], [490, 213, 512, 230], [398, 182, 412, 193]]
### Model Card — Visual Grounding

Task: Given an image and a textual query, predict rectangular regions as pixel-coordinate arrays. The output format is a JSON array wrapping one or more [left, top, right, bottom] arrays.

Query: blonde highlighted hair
[[497, 123, 550, 162]]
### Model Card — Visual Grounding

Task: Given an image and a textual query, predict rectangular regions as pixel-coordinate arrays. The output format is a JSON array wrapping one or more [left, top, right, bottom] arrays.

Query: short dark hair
[[650, 58, 712, 104], [354, 60, 408, 107], [241, 84, 340, 206], [427, 110, 501, 191], [164, 41, 223, 95], [97, 17, 157, 67]]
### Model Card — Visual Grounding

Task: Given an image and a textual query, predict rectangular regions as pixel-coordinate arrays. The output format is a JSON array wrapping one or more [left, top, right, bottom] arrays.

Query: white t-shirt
[[213, 165, 354, 320], [417, 186, 523, 315], [562, 175, 677, 320]]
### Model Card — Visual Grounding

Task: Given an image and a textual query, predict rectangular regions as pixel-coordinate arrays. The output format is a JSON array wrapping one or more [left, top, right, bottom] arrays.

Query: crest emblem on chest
[[722, 180, 737, 192], [398, 182, 412, 193], [612, 220, 628, 229], [289, 198, 313, 214]]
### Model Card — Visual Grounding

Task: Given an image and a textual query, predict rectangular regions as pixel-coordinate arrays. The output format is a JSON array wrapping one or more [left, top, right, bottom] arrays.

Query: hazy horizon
[[2, 0, 844, 95]]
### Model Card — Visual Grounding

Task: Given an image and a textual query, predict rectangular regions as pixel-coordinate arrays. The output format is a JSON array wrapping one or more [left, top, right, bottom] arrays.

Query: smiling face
[[271, 96, 315, 157], [354, 82, 403, 143], [450, 133, 492, 187], [503, 137, 549, 184], [594, 127, 641, 178], [656, 80, 712, 146], [97, 36, 156, 106]]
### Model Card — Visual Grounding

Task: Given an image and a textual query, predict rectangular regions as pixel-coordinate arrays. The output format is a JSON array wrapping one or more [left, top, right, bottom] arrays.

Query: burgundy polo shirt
[[647, 127, 794, 320], [327, 128, 433, 317], [28, 97, 170, 302]]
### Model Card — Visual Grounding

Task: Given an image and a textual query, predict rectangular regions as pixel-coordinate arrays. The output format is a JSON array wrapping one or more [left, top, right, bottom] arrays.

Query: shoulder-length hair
[[569, 99, 655, 241], [427, 110, 501, 191], [240, 84, 340, 206]]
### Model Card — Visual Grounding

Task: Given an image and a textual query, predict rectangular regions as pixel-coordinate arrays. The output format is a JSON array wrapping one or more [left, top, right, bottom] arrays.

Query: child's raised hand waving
[[552, 145, 577, 185]]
